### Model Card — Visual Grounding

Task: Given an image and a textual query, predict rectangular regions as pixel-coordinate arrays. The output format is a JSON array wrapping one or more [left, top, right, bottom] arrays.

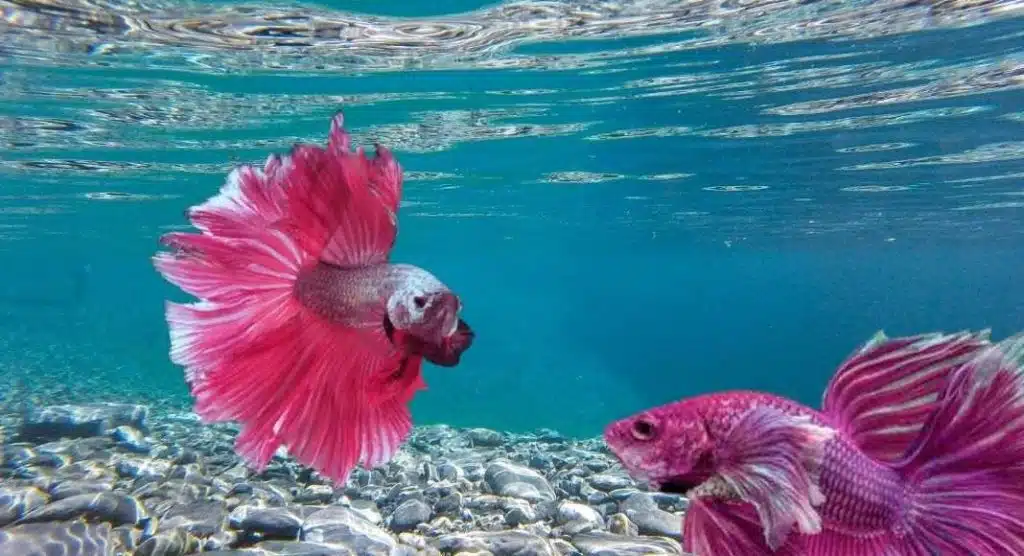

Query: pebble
[[18, 403, 148, 442], [434, 491, 463, 514], [254, 540, 352, 555], [607, 513, 638, 536], [0, 521, 115, 555], [505, 503, 537, 526], [619, 493, 682, 538], [0, 486, 49, 527], [49, 480, 112, 501], [391, 499, 432, 531], [136, 528, 195, 556], [301, 506, 397, 553], [294, 484, 333, 504], [347, 499, 384, 525], [556, 501, 603, 527], [467, 428, 505, 447], [484, 461, 557, 502], [572, 531, 683, 555], [112, 425, 152, 454], [229, 505, 301, 538], [588, 473, 634, 491], [162, 500, 227, 536], [0, 403, 688, 556], [434, 530, 557, 556], [17, 492, 149, 527]]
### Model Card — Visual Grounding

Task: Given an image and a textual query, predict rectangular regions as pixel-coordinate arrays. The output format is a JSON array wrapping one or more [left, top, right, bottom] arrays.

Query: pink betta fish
[[153, 112, 474, 484], [604, 329, 1024, 555]]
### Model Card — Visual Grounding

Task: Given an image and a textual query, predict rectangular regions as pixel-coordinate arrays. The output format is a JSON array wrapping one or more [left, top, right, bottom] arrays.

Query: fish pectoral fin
[[713, 406, 835, 550]]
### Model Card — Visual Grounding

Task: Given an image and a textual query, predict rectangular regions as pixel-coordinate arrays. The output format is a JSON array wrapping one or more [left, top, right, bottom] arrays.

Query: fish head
[[386, 266, 474, 366], [604, 399, 715, 496], [388, 283, 462, 344]]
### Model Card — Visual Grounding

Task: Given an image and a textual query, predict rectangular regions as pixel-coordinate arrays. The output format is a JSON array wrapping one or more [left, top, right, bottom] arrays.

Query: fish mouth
[[656, 477, 704, 496], [652, 467, 714, 497], [444, 315, 459, 336]]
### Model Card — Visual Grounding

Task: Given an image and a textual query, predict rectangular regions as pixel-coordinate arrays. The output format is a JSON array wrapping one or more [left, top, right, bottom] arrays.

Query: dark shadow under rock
[[229, 505, 302, 539]]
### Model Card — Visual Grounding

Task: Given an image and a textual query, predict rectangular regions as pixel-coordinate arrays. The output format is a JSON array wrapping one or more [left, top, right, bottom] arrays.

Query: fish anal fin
[[685, 498, 807, 556], [186, 300, 416, 483]]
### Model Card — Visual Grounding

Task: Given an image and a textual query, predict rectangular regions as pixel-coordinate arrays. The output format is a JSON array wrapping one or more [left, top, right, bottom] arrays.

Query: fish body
[[153, 112, 474, 484], [605, 330, 1024, 555]]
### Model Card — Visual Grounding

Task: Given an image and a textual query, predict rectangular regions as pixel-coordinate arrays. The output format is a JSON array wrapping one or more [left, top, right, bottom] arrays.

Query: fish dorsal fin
[[286, 112, 401, 268], [326, 113, 404, 264], [366, 143, 402, 217], [820, 329, 991, 463], [320, 179, 397, 267]]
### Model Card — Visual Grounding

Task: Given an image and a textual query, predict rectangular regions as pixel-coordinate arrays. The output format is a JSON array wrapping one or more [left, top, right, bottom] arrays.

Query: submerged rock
[[467, 428, 505, 447], [606, 513, 638, 536], [114, 457, 169, 481], [0, 486, 49, 528], [571, 531, 683, 555], [390, 499, 432, 532], [135, 527, 195, 556], [556, 501, 603, 527], [619, 493, 682, 538], [347, 499, 384, 525], [484, 461, 557, 502], [18, 403, 149, 442], [301, 506, 396, 554], [48, 480, 113, 501], [588, 473, 634, 492], [0, 521, 114, 555], [162, 499, 227, 537], [434, 530, 557, 556], [111, 425, 152, 454], [229, 505, 302, 538], [256, 540, 355, 555], [17, 492, 148, 527]]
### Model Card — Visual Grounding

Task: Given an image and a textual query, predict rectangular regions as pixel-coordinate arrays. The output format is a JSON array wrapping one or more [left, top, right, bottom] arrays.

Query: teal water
[[0, 1, 1022, 438]]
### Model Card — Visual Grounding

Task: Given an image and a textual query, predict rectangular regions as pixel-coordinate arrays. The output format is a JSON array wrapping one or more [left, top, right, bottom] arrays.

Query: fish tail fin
[[153, 112, 413, 483], [893, 332, 1024, 554]]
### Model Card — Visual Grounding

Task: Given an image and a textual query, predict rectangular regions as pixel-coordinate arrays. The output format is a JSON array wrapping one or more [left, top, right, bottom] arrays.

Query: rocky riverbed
[[0, 402, 688, 555]]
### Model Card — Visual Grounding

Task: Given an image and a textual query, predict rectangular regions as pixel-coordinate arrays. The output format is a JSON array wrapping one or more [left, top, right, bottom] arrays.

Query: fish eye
[[631, 418, 657, 441], [413, 296, 427, 309]]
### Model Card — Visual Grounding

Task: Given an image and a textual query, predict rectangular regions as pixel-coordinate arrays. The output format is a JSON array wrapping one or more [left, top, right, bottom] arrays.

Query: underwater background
[[0, 0, 1022, 442]]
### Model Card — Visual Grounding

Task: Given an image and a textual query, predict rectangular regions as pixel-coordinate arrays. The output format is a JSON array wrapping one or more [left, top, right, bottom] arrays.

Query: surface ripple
[[0, 0, 1021, 245]]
